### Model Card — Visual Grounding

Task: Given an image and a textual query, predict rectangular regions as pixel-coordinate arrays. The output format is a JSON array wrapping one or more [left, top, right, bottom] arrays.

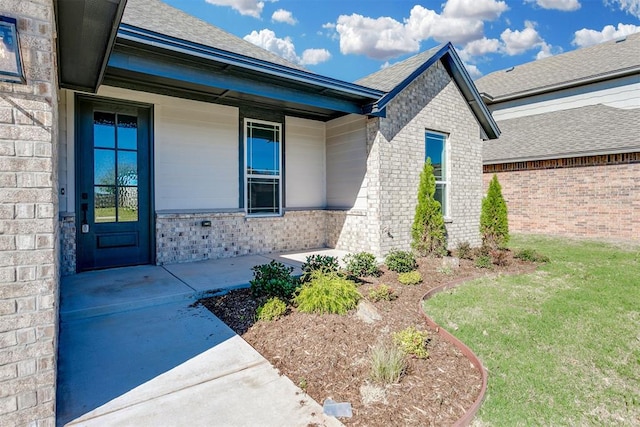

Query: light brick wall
[[375, 61, 483, 255], [156, 210, 328, 264], [483, 158, 640, 242], [0, 1, 59, 426]]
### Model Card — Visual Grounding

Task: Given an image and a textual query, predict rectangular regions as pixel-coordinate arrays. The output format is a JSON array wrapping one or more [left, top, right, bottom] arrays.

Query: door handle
[[81, 203, 89, 233]]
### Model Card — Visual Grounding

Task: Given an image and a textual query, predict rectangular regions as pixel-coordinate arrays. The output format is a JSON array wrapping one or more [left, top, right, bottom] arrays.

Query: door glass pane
[[117, 151, 138, 186], [117, 115, 138, 150], [95, 186, 116, 223], [94, 149, 115, 186], [94, 112, 115, 148], [118, 186, 138, 222], [247, 177, 279, 214]]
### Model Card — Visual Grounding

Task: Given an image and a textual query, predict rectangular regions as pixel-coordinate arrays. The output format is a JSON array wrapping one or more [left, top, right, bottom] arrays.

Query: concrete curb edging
[[419, 276, 489, 427]]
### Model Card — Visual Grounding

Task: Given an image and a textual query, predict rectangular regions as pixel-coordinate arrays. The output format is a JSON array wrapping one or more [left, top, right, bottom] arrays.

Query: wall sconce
[[0, 16, 26, 84]]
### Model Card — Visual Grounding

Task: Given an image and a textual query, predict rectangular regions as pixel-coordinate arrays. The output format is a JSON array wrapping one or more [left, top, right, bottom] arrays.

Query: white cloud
[[535, 42, 558, 59], [460, 37, 501, 61], [526, 0, 581, 11], [272, 9, 297, 25], [405, 5, 485, 45], [605, 0, 640, 18], [301, 48, 331, 65], [244, 29, 299, 63], [464, 63, 483, 79], [244, 29, 331, 66], [205, 0, 264, 18], [336, 13, 419, 59], [500, 21, 544, 55], [442, 0, 509, 20], [572, 23, 640, 46]]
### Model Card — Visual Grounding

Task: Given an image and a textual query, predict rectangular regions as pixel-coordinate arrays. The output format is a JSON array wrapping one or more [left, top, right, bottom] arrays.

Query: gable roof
[[483, 104, 640, 164], [357, 43, 500, 139], [476, 31, 640, 102]]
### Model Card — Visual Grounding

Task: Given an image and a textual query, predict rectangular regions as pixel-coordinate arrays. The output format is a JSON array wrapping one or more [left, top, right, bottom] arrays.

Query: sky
[[163, 0, 640, 82]]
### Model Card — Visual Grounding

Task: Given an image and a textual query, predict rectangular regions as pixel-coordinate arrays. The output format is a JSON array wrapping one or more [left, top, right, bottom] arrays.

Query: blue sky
[[164, 0, 640, 82]]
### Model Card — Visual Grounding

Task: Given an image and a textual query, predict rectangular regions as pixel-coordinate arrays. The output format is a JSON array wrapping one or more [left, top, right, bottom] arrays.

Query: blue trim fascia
[[117, 24, 385, 101], [107, 50, 367, 115]]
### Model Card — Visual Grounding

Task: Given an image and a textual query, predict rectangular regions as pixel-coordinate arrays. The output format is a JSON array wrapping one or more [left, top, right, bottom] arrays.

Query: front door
[[75, 96, 153, 272]]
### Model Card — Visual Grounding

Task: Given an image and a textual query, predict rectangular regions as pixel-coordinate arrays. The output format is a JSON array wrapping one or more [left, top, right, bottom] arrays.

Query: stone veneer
[[0, 1, 59, 426]]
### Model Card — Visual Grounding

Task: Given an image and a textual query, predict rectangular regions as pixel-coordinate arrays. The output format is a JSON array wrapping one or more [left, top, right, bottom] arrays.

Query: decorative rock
[[356, 300, 382, 324], [442, 256, 460, 269]]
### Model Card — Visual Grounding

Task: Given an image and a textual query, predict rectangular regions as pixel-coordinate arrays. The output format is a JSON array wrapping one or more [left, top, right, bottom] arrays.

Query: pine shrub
[[480, 174, 509, 249], [294, 272, 361, 315], [397, 270, 423, 286], [411, 158, 447, 256], [256, 297, 287, 321]]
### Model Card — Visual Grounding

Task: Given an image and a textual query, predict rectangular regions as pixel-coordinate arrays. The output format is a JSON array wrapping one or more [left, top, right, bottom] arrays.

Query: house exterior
[[476, 32, 640, 242], [0, 0, 497, 425]]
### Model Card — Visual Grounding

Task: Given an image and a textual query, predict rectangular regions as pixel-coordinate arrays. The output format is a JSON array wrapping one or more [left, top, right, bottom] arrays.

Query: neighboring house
[[476, 32, 640, 242], [0, 0, 497, 424]]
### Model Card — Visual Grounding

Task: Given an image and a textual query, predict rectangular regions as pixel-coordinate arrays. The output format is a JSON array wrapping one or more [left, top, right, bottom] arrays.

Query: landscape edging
[[419, 276, 489, 427]]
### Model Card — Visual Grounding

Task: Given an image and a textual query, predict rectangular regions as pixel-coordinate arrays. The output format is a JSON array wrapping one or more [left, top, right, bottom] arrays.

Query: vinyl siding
[[285, 116, 326, 208]]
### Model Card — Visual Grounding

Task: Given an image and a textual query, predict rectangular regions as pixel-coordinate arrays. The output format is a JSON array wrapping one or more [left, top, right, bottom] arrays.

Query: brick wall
[[375, 61, 483, 254], [0, 1, 59, 426], [483, 155, 640, 242]]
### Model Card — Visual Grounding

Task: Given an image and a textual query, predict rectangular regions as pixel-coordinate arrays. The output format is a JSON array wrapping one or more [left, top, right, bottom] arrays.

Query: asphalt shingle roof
[[355, 45, 444, 92], [483, 104, 640, 163], [121, 0, 305, 71], [476, 32, 640, 100]]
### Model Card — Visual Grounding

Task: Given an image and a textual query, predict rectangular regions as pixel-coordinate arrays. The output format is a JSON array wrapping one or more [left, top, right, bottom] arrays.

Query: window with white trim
[[425, 131, 449, 217], [245, 119, 282, 215]]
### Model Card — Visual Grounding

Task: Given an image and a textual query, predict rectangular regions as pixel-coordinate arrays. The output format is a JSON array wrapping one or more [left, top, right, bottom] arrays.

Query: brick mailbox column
[[0, 1, 59, 426]]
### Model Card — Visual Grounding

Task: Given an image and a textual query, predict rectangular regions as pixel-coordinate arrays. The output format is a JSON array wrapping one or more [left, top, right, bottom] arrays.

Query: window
[[245, 119, 282, 215], [425, 131, 449, 217]]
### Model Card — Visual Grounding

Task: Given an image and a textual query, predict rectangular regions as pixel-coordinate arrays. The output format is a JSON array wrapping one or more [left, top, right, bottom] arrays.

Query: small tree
[[480, 174, 509, 249], [411, 158, 447, 256]]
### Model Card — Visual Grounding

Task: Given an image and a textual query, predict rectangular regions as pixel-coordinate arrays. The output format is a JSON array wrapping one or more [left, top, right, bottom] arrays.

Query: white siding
[[491, 74, 640, 120], [326, 114, 368, 209], [285, 117, 326, 208], [58, 86, 239, 212]]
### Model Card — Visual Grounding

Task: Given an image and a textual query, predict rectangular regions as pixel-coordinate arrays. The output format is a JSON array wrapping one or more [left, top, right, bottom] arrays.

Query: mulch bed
[[197, 253, 536, 426]]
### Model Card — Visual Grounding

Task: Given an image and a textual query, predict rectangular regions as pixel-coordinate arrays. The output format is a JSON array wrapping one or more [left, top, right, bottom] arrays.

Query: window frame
[[244, 118, 283, 217], [425, 130, 450, 219]]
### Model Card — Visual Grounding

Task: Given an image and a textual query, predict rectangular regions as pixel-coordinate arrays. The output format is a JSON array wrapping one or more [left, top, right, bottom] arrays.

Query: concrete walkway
[[57, 250, 348, 427]]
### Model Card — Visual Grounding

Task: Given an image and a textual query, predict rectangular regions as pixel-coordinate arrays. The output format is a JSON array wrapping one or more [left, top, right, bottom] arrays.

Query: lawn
[[423, 235, 640, 426]]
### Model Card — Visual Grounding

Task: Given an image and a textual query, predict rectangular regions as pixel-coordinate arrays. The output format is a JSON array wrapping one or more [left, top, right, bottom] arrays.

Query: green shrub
[[344, 252, 380, 277], [256, 297, 287, 321], [480, 174, 509, 250], [294, 272, 361, 315], [300, 254, 339, 282], [411, 158, 447, 256], [369, 342, 406, 384], [393, 326, 429, 359], [368, 284, 397, 302], [250, 260, 300, 300], [514, 248, 550, 263], [475, 254, 492, 269], [456, 241, 474, 260], [397, 270, 422, 285], [385, 249, 417, 273]]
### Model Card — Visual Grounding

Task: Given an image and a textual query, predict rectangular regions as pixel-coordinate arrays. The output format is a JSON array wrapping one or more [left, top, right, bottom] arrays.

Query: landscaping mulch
[[197, 253, 536, 426]]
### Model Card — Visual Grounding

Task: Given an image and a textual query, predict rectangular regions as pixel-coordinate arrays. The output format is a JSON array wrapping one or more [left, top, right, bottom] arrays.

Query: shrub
[[490, 249, 509, 266], [300, 254, 339, 283], [250, 261, 300, 300], [294, 272, 361, 315], [369, 342, 406, 384], [256, 297, 287, 321], [393, 326, 429, 359], [368, 284, 397, 302], [385, 250, 417, 273], [411, 158, 447, 256], [475, 254, 492, 269], [514, 248, 550, 263], [480, 174, 509, 250], [455, 241, 474, 260], [344, 252, 380, 277], [398, 270, 423, 286]]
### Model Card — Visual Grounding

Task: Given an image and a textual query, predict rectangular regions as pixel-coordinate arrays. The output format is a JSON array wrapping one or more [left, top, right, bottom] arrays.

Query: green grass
[[423, 235, 640, 426]]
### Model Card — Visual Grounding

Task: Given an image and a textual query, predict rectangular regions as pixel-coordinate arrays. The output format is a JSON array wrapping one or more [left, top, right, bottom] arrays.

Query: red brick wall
[[483, 155, 640, 242]]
